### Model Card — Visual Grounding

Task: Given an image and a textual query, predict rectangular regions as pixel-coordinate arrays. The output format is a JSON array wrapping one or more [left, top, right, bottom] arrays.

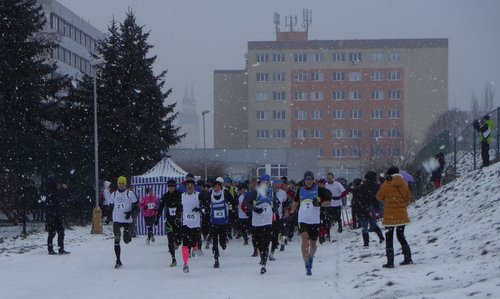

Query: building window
[[311, 71, 324, 82], [272, 72, 285, 81], [389, 51, 400, 62], [349, 52, 362, 63], [349, 128, 362, 138], [312, 110, 323, 120], [349, 109, 362, 119], [295, 129, 307, 139], [389, 146, 401, 156], [312, 52, 324, 62], [370, 129, 384, 138], [256, 73, 269, 82], [332, 72, 346, 81], [371, 51, 384, 62], [370, 90, 384, 100], [295, 110, 307, 120], [256, 129, 269, 139], [351, 147, 361, 157], [317, 148, 324, 158], [348, 91, 362, 100], [348, 72, 362, 81], [332, 148, 345, 157], [273, 53, 286, 62], [294, 53, 308, 62], [388, 90, 401, 100], [388, 128, 401, 138], [256, 111, 267, 120], [310, 91, 324, 101], [332, 90, 345, 100], [371, 109, 384, 119], [372, 147, 384, 157], [332, 129, 344, 139], [333, 52, 345, 62], [272, 129, 286, 139], [255, 92, 270, 101], [388, 71, 401, 81], [294, 91, 306, 101], [273, 91, 286, 101], [311, 129, 323, 139], [256, 53, 269, 63], [371, 71, 384, 81], [332, 110, 344, 120], [294, 72, 308, 82], [273, 110, 286, 120], [388, 109, 400, 119]]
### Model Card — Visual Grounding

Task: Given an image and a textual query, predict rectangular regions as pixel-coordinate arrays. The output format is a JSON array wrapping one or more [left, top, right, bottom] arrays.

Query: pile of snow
[[1, 163, 499, 298]]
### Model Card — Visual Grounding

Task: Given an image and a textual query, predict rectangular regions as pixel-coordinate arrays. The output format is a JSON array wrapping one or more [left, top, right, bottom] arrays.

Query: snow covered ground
[[1, 163, 500, 299]]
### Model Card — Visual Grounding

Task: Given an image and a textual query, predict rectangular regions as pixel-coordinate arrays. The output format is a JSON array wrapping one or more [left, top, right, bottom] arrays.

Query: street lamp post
[[91, 58, 106, 234], [202, 110, 210, 182]]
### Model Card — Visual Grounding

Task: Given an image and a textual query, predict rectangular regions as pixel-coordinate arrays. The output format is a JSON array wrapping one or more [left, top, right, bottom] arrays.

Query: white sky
[[57, 0, 500, 147]]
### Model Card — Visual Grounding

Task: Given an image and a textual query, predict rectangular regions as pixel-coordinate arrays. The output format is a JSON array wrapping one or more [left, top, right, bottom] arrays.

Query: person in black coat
[[357, 171, 384, 247], [430, 152, 445, 189], [45, 176, 70, 255]]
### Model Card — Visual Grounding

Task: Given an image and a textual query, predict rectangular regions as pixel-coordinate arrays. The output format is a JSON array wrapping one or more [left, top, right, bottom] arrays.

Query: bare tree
[[482, 82, 494, 113]]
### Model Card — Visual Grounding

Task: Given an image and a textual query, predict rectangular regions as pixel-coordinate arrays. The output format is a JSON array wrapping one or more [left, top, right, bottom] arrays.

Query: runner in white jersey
[[291, 171, 331, 276], [245, 174, 274, 274], [103, 176, 139, 269], [178, 177, 205, 273], [269, 179, 289, 260], [324, 172, 347, 234], [236, 183, 250, 245]]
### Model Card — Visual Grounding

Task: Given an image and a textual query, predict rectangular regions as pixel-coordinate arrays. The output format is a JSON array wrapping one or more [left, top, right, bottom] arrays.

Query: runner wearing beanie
[[156, 179, 182, 267], [104, 176, 139, 269], [291, 171, 331, 276]]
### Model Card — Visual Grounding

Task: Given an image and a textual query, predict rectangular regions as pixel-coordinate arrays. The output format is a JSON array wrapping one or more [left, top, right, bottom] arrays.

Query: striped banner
[[131, 175, 184, 235]]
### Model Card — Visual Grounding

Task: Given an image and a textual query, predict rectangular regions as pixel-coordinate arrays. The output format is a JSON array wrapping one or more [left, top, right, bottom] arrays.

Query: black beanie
[[386, 166, 399, 175]]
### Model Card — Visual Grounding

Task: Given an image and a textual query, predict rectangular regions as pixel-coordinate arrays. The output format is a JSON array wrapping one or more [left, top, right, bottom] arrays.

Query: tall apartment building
[[38, 0, 103, 78], [215, 30, 448, 175]]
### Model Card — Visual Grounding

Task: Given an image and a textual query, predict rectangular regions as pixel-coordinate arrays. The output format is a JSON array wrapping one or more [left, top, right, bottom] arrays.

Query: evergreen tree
[[0, 0, 68, 222], [95, 11, 183, 181]]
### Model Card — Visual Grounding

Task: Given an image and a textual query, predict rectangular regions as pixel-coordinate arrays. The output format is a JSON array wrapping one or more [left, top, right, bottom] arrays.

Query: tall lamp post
[[202, 110, 210, 182], [91, 58, 106, 234]]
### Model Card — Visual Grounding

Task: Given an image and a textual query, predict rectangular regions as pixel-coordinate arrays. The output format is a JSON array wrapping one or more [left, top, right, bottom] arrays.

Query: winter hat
[[386, 166, 400, 176], [117, 176, 127, 184], [258, 174, 271, 183], [483, 114, 490, 120], [184, 177, 195, 184], [223, 177, 232, 183], [364, 171, 377, 182], [213, 180, 223, 187], [303, 170, 314, 179], [167, 179, 177, 187], [215, 177, 224, 184]]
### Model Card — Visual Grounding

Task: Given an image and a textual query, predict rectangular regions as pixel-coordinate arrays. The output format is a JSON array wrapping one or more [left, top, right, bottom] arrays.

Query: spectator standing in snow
[[104, 176, 139, 269], [269, 179, 289, 259], [358, 171, 385, 247], [236, 183, 250, 245], [291, 171, 331, 276], [324, 172, 347, 234], [376, 166, 413, 268], [139, 187, 158, 244], [45, 175, 70, 255], [473, 114, 494, 168], [430, 153, 445, 189], [156, 179, 182, 267]]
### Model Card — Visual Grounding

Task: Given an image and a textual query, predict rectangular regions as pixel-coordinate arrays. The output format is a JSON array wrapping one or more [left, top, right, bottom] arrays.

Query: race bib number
[[116, 203, 126, 211], [214, 210, 226, 218], [186, 213, 196, 220], [169, 208, 176, 216], [302, 199, 313, 210], [262, 207, 271, 214], [147, 203, 156, 210]]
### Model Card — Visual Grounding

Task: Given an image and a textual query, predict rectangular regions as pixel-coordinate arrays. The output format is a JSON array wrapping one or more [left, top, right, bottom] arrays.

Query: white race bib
[[147, 203, 156, 209], [116, 203, 126, 211], [169, 208, 176, 216], [186, 213, 196, 220]]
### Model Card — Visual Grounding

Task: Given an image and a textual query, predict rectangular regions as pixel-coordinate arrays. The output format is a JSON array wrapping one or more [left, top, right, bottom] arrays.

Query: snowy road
[[2, 163, 500, 298]]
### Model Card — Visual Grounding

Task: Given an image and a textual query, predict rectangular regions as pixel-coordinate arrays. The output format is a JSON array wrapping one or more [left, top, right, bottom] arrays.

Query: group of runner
[[103, 171, 361, 276]]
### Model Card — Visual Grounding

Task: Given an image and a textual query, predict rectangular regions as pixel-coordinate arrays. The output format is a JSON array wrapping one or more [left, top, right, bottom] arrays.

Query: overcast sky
[[58, 0, 500, 148]]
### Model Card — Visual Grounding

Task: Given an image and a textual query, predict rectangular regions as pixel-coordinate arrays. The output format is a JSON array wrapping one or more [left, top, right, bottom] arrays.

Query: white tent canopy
[[131, 158, 188, 235]]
